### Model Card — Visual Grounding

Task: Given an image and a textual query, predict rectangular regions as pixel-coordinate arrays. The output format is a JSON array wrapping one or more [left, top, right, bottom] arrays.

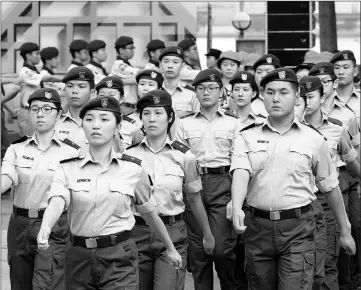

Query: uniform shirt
[[48, 147, 157, 237], [41, 66, 65, 92], [251, 94, 268, 117], [67, 60, 83, 72], [334, 87, 360, 126], [126, 137, 202, 216], [144, 60, 161, 72], [118, 114, 143, 149], [230, 117, 339, 211], [86, 60, 108, 85], [233, 108, 266, 130], [179, 64, 200, 84], [110, 58, 139, 79], [175, 106, 241, 168], [18, 63, 46, 107], [1, 133, 79, 209]]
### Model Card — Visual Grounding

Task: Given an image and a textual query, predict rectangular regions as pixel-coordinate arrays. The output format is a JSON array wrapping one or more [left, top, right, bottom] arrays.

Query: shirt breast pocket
[[185, 130, 203, 152], [15, 159, 34, 184], [164, 166, 184, 192], [174, 104, 192, 118], [288, 145, 313, 174], [248, 144, 269, 171], [106, 182, 134, 216], [215, 130, 233, 153], [70, 182, 92, 212]]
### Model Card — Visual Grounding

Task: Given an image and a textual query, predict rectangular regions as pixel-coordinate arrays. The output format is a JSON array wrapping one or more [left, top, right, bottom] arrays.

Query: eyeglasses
[[29, 106, 57, 114], [321, 79, 333, 86], [195, 86, 220, 94]]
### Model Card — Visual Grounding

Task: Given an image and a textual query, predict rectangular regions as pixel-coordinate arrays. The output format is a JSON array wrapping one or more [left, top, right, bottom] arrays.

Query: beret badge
[[241, 74, 247, 81], [278, 71, 286, 79], [153, 96, 160, 104], [45, 92, 52, 99], [101, 98, 108, 108], [266, 57, 272, 64], [106, 80, 113, 88], [79, 72, 86, 79]]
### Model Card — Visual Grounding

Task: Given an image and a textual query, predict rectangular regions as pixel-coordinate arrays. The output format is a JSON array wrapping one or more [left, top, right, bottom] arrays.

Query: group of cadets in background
[[1, 34, 360, 290]]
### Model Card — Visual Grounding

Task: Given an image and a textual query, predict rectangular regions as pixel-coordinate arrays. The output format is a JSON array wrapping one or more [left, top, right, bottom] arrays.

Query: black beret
[[253, 54, 280, 71], [80, 96, 121, 120], [69, 39, 88, 51], [230, 71, 257, 87], [260, 68, 298, 87], [299, 85, 306, 100], [293, 63, 314, 73], [28, 88, 61, 106], [299, 75, 322, 93], [115, 36, 134, 48], [205, 48, 222, 59], [96, 76, 124, 94], [309, 62, 336, 79], [87, 40, 106, 52], [146, 39, 165, 51], [192, 69, 222, 86], [62, 66, 94, 83], [136, 89, 172, 111], [178, 38, 196, 50], [159, 46, 184, 61], [330, 50, 356, 64], [136, 69, 164, 87], [40, 47, 59, 60], [20, 42, 39, 54]]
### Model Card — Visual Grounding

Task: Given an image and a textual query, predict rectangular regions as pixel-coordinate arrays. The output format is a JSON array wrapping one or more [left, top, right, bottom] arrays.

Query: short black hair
[[231, 81, 259, 100]]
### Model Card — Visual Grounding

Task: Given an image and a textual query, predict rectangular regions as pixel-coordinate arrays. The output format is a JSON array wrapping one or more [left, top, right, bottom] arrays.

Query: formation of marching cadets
[[0, 35, 360, 290]]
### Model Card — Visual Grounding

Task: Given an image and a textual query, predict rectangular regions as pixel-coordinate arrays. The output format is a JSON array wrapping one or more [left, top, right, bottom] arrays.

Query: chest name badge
[[77, 179, 91, 183], [59, 130, 69, 134], [257, 140, 269, 144], [22, 155, 34, 160]]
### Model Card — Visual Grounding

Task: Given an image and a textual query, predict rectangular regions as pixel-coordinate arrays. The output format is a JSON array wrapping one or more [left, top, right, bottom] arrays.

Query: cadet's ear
[[90, 89, 97, 99], [333, 79, 339, 90], [56, 109, 63, 120], [320, 93, 326, 104], [354, 65, 358, 77]]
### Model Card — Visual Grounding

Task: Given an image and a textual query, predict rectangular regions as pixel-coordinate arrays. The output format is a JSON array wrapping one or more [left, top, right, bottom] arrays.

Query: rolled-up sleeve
[[20, 69, 43, 87], [230, 133, 252, 175], [348, 115, 360, 147], [339, 127, 358, 164], [183, 151, 202, 194], [134, 169, 157, 214], [48, 165, 71, 209], [1, 145, 18, 186]]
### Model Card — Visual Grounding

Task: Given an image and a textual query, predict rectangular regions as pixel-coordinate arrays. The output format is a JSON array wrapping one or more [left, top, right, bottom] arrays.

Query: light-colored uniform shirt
[[334, 87, 360, 126], [48, 148, 157, 237], [230, 117, 339, 211], [86, 61, 108, 85], [41, 67, 65, 92], [233, 108, 266, 130], [126, 137, 202, 216], [118, 114, 143, 149], [175, 106, 241, 168], [67, 61, 84, 72], [251, 94, 268, 118], [1, 133, 79, 209]]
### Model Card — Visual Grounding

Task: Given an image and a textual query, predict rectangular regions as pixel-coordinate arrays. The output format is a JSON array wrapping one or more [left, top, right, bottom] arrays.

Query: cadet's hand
[[226, 201, 232, 221], [340, 231, 356, 255], [37, 225, 51, 250], [203, 234, 215, 255], [167, 249, 182, 269], [233, 207, 247, 234]]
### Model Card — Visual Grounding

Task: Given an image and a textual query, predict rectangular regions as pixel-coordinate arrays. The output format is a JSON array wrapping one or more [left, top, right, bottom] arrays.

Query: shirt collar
[[140, 136, 173, 153], [162, 81, 184, 93], [334, 86, 360, 101], [71, 60, 83, 66], [42, 65, 54, 75], [116, 55, 132, 66], [27, 131, 62, 147], [89, 60, 108, 76], [79, 146, 120, 168], [23, 62, 39, 73], [262, 115, 302, 132], [195, 105, 224, 118]]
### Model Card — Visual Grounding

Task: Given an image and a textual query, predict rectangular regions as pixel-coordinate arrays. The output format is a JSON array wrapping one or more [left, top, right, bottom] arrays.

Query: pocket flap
[[164, 166, 185, 177], [71, 182, 91, 192], [289, 145, 313, 158], [48, 161, 60, 171], [16, 159, 34, 168], [215, 130, 232, 140], [109, 182, 134, 197], [185, 130, 202, 139], [248, 143, 268, 153]]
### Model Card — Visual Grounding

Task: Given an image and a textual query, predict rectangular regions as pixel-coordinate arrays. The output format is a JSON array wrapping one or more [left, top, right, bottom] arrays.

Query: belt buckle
[[28, 209, 39, 218], [201, 167, 207, 175], [270, 211, 280, 221], [85, 238, 98, 249]]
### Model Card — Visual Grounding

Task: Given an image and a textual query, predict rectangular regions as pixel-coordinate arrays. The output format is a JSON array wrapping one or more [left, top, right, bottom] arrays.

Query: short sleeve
[[134, 169, 157, 214], [174, 119, 187, 146], [339, 127, 358, 164], [230, 133, 252, 175], [348, 115, 360, 147], [183, 151, 202, 194], [1, 145, 18, 186], [20, 68, 43, 87], [48, 165, 71, 209]]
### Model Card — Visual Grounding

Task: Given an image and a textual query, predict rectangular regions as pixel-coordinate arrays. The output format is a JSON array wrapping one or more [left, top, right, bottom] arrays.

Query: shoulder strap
[[344, 103, 355, 113], [184, 85, 195, 92], [181, 112, 195, 119], [240, 123, 257, 133], [11, 136, 30, 145], [61, 138, 81, 150], [126, 142, 141, 150], [327, 117, 343, 127], [122, 115, 136, 124], [120, 154, 142, 166], [60, 157, 80, 164], [171, 140, 189, 153], [224, 111, 239, 119]]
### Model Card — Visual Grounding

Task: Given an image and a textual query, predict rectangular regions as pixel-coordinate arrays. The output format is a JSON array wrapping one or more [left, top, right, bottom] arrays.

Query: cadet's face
[[232, 83, 256, 107], [122, 45, 135, 60], [195, 81, 221, 108], [317, 75, 335, 98], [152, 48, 164, 61], [98, 88, 123, 103], [220, 59, 239, 79], [304, 90, 324, 116], [29, 51, 41, 65], [294, 97, 306, 120], [334, 60, 357, 86], [49, 56, 59, 68], [79, 49, 89, 62], [296, 68, 310, 81], [141, 107, 170, 138], [187, 45, 199, 61], [255, 65, 276, 87], [263, 81, 297, 119], [206, 56, 217, 69], [29, 100, 60, 133], [82, 110, 117, 147], [65, 80, 91, 108], [94, 48, 107, 62], [160, 56, 183, 79], [137, 78, 158, 98]]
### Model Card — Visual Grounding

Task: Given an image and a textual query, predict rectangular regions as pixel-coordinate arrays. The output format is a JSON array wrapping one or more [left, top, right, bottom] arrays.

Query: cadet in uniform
[[252, 54, 280, 117], [144, 39, 166, 71], [230, 68, 355, 290], [86, 40, 108, 85], [300, 75, 360, 290], [177, 39, 201, 85], [295, 86, 307, 120], [127, 89, 214, 290], [205, 48, 222, 69], [175, 69, 241, 290], [243, 53, 261, 74], [37, 96, 182, 290], [217, 51, 241, 112], [67, 39, 89, 72], [1, 88, 80, 290]]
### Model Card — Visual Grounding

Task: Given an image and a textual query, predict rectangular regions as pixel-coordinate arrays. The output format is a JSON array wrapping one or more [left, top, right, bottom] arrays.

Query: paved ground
[[1, 194, 221, 290]]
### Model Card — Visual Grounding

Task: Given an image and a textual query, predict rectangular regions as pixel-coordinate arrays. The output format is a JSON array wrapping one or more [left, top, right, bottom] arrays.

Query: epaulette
[[224, 111, 239, 119], [327, 117, 343, 127], [181, 112, 195, 119], [60, 157, 80, 164], [120, 154, 142, 166], [303, 122, 327, 141], [11, 135, 30, 145], [256, 113, 267, 119], [240, 123, 257, 132], [184, 85, 195, 92], [126, 142, 141, 150], [61, 138, 81, 150], [171, 140, 189, 153], [148, 175, 153, 186], [344, 103, 355, 113], [122, 115, 136, 124]]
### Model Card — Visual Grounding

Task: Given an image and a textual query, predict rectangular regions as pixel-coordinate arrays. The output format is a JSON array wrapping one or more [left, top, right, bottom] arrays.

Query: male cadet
[[231, 68, 355, 290], [67, 39, 89, 72], [144, 39, 166, 70], [17, 42, 63, 136], [177, 38, 201, 83], [331, 50, 361, 289], [252, 54, 280, 117], [86, 39, 108, 85], [309, 62, 360, 290], [299, 75, 360, 290], [175, 69, 241, 290], [243, 53, 261, 74], [205, 48, 222, 69]]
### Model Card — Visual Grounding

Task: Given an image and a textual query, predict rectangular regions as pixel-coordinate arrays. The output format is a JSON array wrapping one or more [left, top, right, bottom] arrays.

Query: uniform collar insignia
[[278, 71, 286, 79], [106, 80, 113, 88], [101, 98, 108, 108]]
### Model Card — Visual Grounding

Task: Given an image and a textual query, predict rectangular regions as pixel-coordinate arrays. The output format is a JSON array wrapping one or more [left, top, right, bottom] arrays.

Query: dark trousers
[[234, 235, 248, 290], [7, 213, 69, 290], [184, 173, 238, 290], [132, 220, 188, 290], [65, 238, 139, 290], [244, 205, 316, 290], [313, 199, 326, 290]]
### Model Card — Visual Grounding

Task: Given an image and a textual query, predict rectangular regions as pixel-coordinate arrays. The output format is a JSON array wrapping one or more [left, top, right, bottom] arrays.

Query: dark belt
[[121, 103, 136, 109], [200, 166, 230, 175], [13, 205, 66, 219], [71, 231, 131, 249], [249, 204, 312, 221], [135, 214, 183, 226]]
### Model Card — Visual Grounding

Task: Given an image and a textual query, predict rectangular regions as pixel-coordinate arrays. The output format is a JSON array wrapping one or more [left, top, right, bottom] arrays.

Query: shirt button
[[95, 208, 99, 213]]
